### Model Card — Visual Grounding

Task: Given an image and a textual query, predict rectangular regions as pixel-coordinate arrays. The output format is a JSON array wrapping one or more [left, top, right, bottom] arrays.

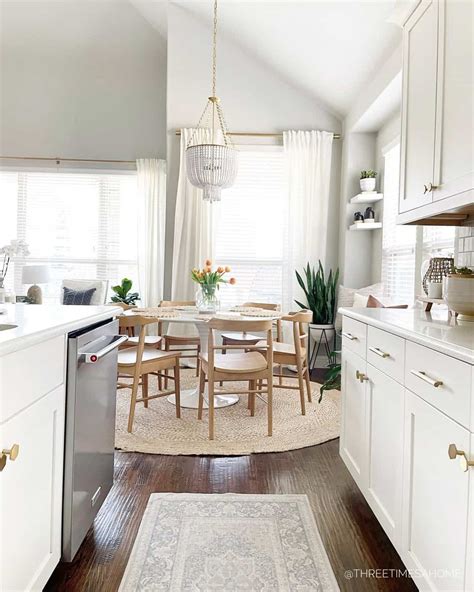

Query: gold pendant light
[[186, 0, 238, 203]]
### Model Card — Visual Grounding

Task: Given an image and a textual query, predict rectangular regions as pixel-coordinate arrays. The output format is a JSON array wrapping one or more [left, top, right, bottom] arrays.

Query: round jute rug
[[115, 370, 340, 456]]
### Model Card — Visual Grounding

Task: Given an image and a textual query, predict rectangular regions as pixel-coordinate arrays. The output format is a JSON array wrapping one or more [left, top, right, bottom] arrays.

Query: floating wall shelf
[[350, 192, 384, 204], [349, 222, 382, 231]]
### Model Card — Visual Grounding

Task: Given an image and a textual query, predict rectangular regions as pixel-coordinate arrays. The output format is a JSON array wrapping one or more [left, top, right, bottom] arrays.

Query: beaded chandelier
[[186, 0, 238, 203]]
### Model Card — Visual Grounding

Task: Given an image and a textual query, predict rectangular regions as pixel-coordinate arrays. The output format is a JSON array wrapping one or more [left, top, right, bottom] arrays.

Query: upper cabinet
[[398, 0, 473, 225]]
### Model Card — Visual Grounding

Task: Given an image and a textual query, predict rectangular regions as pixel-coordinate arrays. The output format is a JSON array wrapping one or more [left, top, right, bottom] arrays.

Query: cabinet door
[[340, 348, 367, 489], [365, 365, 404, 548], [402, 390, 470, 591], [399, 0, 439, 213], [433, 0, 474, 203], [0, 385, 65, 592]]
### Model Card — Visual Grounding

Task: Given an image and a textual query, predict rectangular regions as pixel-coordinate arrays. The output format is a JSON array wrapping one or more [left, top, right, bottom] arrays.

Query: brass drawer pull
[[410, 370, 443, 388], [0, 444, 20, 472], [369, 346, 390, 359], [448, 444, 474, 472], [356, 370, 369, 383], [342, 332, 358, 341]]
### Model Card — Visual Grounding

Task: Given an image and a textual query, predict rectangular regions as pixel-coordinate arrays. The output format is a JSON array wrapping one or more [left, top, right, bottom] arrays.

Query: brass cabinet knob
[[448, 443, 474, 472], [0, 444, 20, 471], [423, 182, 439, 194], [355, 370, 369, 383]]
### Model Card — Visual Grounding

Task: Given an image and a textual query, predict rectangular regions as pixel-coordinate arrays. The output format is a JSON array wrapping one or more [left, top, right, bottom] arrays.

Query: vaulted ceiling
[[130, 0, 403, 118]]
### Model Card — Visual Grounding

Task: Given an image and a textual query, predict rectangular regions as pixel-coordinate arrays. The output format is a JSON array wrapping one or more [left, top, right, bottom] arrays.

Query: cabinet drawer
[[405, 341, 472, 430], [0, 335, 65, 423], [342, 317, 367, 359], [367, 326, 405, 383]]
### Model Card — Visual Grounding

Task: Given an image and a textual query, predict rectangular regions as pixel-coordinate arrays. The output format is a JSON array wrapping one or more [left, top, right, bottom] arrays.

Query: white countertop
[[339, 307, 474, 364], [0, 304, 121, 355]]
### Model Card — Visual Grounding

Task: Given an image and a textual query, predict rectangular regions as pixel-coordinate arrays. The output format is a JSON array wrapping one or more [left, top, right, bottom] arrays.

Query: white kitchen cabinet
[[400, 0, 439, 214], [433, 0, 473, 204], [398, 0, 473, 224], [0, 384, 65, 592], [402, 389, 471, 592], [340, 348, 367, 489], [365, 364, 404, 548], [340, 309, 474, 591]]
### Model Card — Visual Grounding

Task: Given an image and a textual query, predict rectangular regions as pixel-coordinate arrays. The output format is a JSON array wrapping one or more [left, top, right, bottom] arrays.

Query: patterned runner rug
[[119, 493, 340, 591]]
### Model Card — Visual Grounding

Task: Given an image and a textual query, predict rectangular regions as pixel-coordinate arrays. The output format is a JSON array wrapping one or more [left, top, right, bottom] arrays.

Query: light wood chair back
[[159, 300, 195, 307], [243, 302, 280, 311], [281, 310, 312, 353]]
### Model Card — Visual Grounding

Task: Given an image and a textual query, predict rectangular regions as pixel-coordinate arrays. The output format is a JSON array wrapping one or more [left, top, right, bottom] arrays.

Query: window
[[214, 148, 287, 307], [381, 142, 455, 303], [0, 170, 138, 302], [381, 143, 417, 302]]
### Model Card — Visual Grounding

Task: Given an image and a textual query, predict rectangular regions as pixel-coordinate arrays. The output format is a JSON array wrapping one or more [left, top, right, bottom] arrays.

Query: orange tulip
[[225, 266, 231, 272], [205, 266, 212, 273], [229, 277, 236, 285], [217, 266, 224, 273], [205, 259, 212, 267]]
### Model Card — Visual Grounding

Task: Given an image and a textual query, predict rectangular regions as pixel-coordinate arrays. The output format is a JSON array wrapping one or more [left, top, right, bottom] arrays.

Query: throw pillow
[[353, 292, 369, 307], [63, 286, 97, 305]]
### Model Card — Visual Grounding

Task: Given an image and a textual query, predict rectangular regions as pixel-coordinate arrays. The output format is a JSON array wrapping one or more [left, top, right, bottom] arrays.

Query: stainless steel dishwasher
[[62, 318, 127, 562]]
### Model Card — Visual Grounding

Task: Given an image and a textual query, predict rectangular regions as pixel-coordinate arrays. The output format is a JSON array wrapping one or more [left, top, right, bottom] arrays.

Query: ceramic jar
[[444, 274, 474, 320]]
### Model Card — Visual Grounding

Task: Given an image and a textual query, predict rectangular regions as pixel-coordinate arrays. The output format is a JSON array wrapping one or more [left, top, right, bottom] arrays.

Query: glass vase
[[196, 283, 220, 314]]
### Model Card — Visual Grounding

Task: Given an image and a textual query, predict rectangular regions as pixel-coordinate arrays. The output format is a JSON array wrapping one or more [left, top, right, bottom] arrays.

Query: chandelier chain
[[212, 0, 218, 98]]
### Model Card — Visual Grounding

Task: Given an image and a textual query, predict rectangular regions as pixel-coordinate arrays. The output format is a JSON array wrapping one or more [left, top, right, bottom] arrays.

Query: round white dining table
[[128, 308, 280, 410]]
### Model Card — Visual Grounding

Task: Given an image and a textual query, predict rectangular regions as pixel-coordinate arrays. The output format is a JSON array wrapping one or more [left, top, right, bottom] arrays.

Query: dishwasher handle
[[81, 335, 128, 363]]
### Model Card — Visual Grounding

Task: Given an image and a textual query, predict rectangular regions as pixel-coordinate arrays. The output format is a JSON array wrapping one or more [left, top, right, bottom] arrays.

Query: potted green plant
[[111, 278, 140, 305], [295, 262, 339, 366], [319, 351, 341, 403], [360, 169, 377, 192], [295, 261, 339, 326]]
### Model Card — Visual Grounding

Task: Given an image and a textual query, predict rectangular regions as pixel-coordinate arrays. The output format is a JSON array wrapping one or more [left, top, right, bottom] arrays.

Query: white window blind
[[422, 226, 456, 261], [381, 143, 417, 303], [215, 148, 287, 307], [380, 142, 456, 303], [0, 170, 138, 302]]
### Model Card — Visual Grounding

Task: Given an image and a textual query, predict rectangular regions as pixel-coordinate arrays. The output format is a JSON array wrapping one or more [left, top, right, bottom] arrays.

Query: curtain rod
[[174, 130, 342, 140], [0, 155, 136, 164]]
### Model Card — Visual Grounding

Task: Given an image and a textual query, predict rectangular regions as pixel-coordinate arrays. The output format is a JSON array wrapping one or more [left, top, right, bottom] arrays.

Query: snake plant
[[295, 261, 339, 325]]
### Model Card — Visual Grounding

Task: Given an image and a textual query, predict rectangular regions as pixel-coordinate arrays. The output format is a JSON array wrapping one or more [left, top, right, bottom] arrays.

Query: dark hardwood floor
[[46, 439, 417, 592]]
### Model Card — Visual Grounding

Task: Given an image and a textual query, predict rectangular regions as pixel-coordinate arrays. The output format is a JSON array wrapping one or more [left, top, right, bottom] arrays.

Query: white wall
[[164, 4, 342, 296], [0, 1, 167, 162], [338, 131, 377, 288], [337, 41, 402, 289], [371, 113, 401, 283]]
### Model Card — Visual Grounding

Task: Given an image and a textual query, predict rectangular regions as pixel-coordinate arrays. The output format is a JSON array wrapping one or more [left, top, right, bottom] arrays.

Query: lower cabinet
[[340, 348, 367, 488], [402, 389, 471, 592], [0, 384, 65, 592], [365, 364, 404, 548], [340, 315, 474, 591]]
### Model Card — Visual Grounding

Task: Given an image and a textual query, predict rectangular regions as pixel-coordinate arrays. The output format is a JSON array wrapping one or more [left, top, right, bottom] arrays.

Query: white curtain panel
[[136, 158, 167, 307], [171, 127, 221, 301], [170, 128, 221, 336], [283, 130, 334, 315]]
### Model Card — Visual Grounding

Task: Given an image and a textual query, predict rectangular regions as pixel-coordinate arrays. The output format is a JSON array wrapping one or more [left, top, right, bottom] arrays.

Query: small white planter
[[360, 178, 376, 192]]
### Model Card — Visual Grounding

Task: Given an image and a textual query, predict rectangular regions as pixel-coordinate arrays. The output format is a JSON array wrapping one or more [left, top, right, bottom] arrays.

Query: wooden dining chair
[[257, 311, 312, 415], [112, 303, 162, 350], [117, 314, 181, 433], [159, 300, 201, 386], [198, 318, 274, 441]]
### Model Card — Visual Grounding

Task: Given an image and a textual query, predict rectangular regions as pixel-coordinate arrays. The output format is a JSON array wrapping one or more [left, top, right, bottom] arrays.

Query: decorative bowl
[[444, 275, 474, 320]]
